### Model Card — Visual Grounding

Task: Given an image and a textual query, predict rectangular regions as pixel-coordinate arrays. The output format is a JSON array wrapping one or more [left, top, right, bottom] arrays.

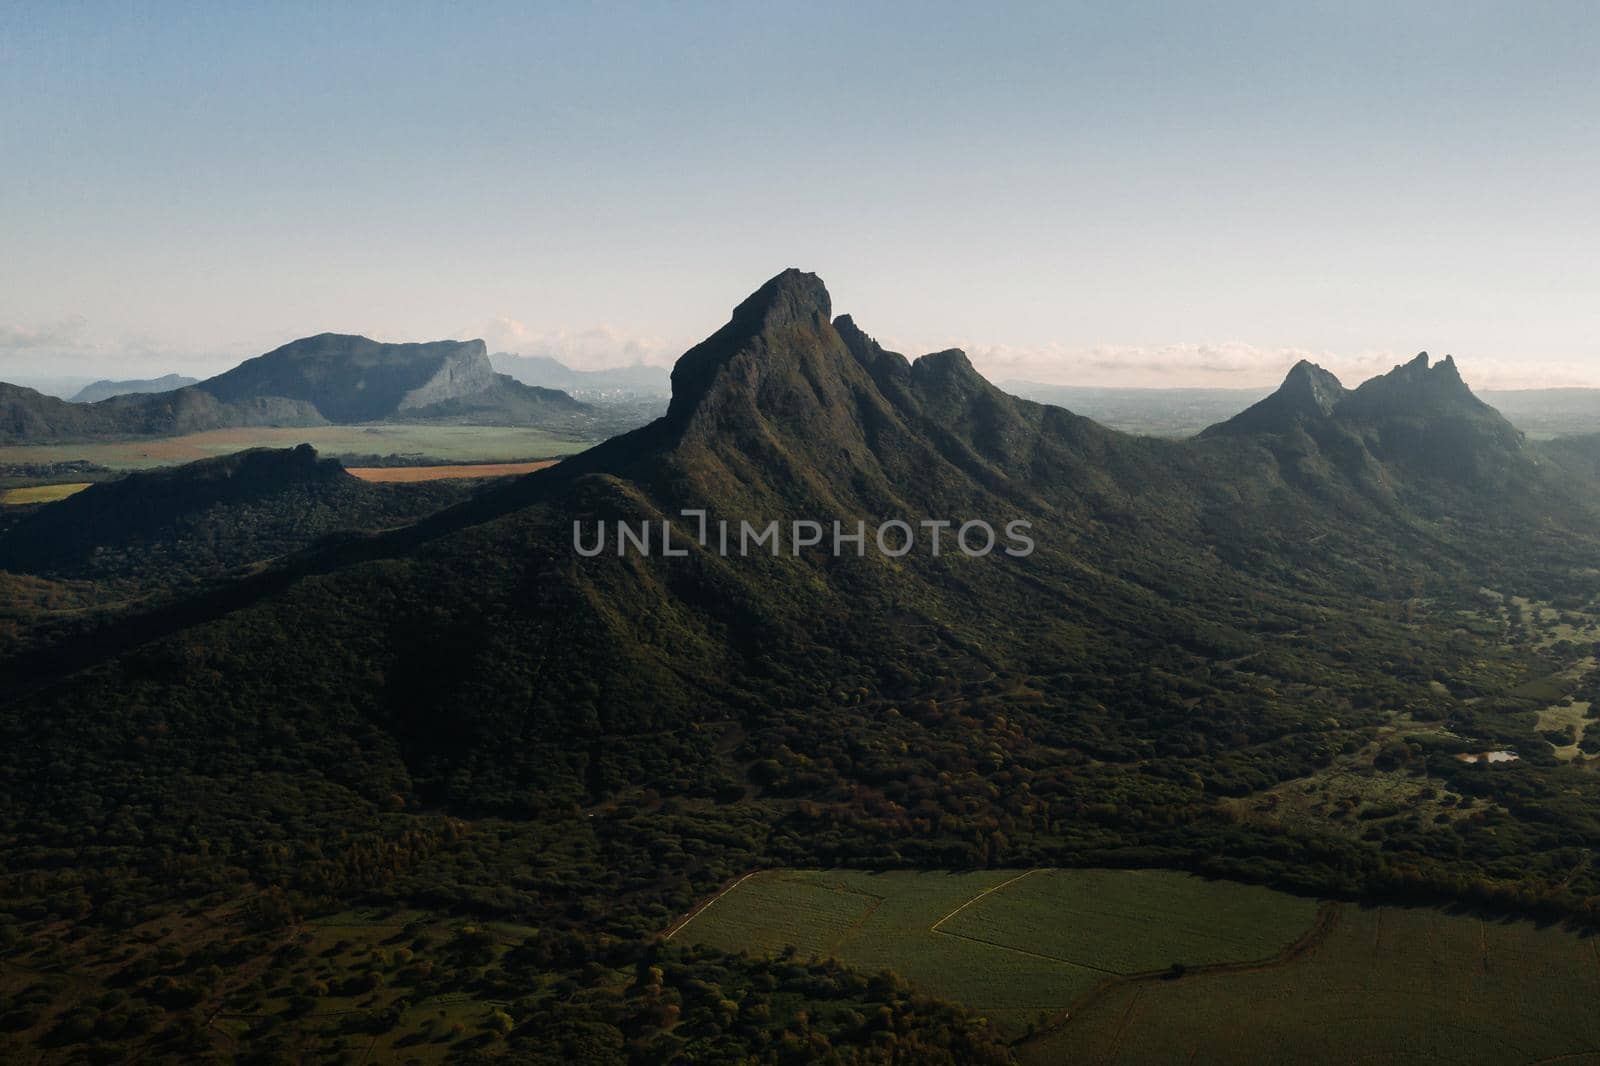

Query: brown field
[[347, 461, 559, 482], [0, 424, 591, 470]]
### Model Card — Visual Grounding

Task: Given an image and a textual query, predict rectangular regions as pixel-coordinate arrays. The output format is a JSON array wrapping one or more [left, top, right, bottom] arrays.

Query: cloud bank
[[885, 338, 1600, 392], [474, 317, 678, 370]]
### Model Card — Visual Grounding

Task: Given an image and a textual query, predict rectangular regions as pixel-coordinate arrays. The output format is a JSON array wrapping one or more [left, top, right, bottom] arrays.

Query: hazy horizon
[[3, 3, 1597, 389]]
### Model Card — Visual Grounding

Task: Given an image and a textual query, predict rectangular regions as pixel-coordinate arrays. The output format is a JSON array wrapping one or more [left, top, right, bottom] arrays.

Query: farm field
[[1030, 902, 1600, 1065], [346, 460, 559, 482], [0, 424, 593, 471], [676, 868, 1600, 1064], [0, 483, 90, 505], [672, 868, 1319, 1034]]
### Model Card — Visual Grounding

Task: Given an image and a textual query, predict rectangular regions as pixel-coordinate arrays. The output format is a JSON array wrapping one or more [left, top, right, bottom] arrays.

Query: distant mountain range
[[490, 352, 671, 397], [1006, 379, 1600, 439], [70, 373, 200, 403], [0, 334, 593, 444]]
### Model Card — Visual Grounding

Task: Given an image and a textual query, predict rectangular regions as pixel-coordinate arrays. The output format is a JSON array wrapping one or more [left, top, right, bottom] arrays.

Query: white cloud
[[881, 336, 1600, 391], [0, 315, 92, 354], [474, 317, 679, 371]]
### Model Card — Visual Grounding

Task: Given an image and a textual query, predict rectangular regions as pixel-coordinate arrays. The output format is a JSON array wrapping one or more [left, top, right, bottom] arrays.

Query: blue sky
[[2, 1, 1596, 388]]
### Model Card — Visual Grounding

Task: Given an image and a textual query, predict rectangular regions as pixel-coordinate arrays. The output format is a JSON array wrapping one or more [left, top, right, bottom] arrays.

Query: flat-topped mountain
[[202, 334, 506, 422], [70, 373, 199, 403], [0, 333, 593, 443]]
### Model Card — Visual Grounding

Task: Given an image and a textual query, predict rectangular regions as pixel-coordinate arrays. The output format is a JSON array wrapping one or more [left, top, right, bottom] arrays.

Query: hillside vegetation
[[9, 271, 1600, 1060]]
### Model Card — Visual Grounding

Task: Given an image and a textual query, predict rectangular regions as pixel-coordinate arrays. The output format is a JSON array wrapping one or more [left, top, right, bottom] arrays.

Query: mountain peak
[[728, 268, 831, 333], [667, 269, 836, 425], [1201, 359, 1345, 437], [1280, 359, 1346, 412], [1337, 351, 1490, 420]]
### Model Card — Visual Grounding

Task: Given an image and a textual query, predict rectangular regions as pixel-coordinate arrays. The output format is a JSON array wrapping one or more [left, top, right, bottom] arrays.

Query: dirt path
[[663, 870, 762, 940], [929, 868, 1041, 933]]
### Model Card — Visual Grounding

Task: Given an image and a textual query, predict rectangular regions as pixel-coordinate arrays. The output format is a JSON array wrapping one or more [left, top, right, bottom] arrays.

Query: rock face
[[397, 347, 503, 412]]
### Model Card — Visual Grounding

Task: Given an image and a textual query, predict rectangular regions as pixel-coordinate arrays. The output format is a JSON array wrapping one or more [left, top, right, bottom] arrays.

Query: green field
[[673, 868, 1319, 1034], [1032, 903, 1600, 1065], [0, 423, 596, 471], [677, 868, 1600, 1063]]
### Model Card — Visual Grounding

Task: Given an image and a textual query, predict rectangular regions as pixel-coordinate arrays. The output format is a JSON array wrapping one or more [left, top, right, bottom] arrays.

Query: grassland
[[673, 868, 1318, 1034], [1028, 903, 1600, 1065], [0, 424, 593, 471], [677, 868, 1600, 1063], [0, 483, 90, 505]]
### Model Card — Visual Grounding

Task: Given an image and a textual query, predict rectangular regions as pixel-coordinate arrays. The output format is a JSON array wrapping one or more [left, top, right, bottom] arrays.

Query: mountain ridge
[[10, 270, 1600, 993], [0, 333, 593, 443], [70, 373, 200, 403]]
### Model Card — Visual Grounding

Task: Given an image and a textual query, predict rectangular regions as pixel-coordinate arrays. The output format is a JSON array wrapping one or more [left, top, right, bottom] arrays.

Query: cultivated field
[[0, 424, 592, 471], [672, 868, 1318, 1034], [1030, 903, 1600, 1065], [676, 867, 1600, 1063], [346, 460, 559, 482], [0, 483, 90, 505]]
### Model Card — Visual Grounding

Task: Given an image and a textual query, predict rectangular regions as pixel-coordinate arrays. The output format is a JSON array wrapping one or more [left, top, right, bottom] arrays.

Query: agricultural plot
[[941, 869, 1317, 976], [674, 868, 1318, 1034], [0, 482, 90, 505], [346, 460, 558, 482], [0, 424, 593, 471], [1030, 903, 1600, 1065]]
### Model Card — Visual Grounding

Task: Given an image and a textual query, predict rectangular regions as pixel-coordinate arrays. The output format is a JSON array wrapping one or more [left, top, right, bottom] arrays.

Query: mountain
[[70, 373, 199, 403], [1202, 351, 1527, 485], [492, 352, 672, 397], [1201, 359, 1346, 435], [0, 444, 471, 584], [0, 379, 327, 443], [0, 334, 595, 443], [9, 270, 1600, 1061]]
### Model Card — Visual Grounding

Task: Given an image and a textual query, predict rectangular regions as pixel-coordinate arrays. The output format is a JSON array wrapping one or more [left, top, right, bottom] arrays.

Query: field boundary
[[928, 868, 1042, 934], [662, 870, 762, 941]]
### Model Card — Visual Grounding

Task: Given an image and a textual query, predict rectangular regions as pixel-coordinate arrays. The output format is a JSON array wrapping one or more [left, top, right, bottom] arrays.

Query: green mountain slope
[[7, 270, 1600, 1061]]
